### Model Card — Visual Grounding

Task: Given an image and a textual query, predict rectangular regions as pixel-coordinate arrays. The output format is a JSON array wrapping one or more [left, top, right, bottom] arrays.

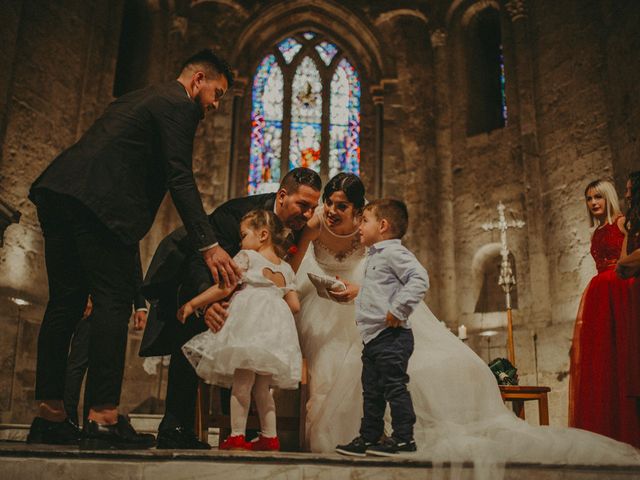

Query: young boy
[[336, 199, 429, 457]]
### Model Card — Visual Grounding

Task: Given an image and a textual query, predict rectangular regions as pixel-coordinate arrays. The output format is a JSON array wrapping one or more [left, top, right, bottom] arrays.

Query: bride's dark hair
[[322, 172, 366, 210]]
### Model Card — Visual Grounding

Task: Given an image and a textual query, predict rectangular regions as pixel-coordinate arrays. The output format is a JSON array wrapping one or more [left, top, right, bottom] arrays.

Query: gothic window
[[475, 252, 518, 313], [466, 8, 507, 136], [248, 32, 361, 194], [113, 0, 151, 97]]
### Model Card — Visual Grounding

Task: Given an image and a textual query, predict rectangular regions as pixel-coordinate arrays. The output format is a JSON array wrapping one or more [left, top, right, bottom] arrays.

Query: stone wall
[[0, 0, 638, 430]]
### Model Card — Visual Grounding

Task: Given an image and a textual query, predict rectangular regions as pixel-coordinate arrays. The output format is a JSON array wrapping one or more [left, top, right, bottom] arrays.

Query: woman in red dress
[[569, 179, 640, 447], [618, 171, 640, 426]]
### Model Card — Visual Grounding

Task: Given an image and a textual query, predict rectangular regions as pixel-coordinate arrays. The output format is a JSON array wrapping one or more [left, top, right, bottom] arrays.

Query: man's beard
[[287, 217, 307, 231], [193, 92, 206, 119]]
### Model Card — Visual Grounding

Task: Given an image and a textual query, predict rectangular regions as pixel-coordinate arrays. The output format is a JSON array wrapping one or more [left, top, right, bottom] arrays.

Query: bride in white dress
[[291, 173, 640, 467]]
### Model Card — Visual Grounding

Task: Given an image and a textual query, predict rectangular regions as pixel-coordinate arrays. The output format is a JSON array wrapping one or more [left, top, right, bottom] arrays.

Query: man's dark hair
[[364, 198, 409, 239], [280, 167, 322, 194], [181, 49, 234, 88]]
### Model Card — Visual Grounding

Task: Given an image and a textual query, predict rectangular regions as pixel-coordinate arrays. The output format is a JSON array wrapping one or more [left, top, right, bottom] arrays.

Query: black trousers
[[35, 193, 136, 407], [64, 318, 90, 425], [159, 253, 235, 432], [359, 327, 416, 443], [159, 252, 210, 432]]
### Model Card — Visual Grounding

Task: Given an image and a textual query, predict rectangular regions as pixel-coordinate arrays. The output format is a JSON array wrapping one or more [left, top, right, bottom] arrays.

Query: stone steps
[[1, 442, 639, 480]]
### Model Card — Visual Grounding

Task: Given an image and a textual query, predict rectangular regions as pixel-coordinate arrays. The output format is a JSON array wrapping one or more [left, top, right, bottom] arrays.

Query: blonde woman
[[569, 179, 639, 446]]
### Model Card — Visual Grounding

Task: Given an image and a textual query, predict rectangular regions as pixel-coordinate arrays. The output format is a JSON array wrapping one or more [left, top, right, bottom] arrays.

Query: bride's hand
[[329, 278, 360, 303]]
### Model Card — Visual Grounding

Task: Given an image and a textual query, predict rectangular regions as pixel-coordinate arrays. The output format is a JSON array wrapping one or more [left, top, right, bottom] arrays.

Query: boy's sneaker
[[335, 436, 375, 457], [366, 437, 417, 456], [250, 434, 280, 451], [219, 434, 251, 450]]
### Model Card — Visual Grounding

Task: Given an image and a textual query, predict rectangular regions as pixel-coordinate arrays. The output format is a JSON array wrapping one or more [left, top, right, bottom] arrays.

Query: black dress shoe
[[80, 415, 156, 450], [157, 426, 211, 449], [27, 417, 80, 445]]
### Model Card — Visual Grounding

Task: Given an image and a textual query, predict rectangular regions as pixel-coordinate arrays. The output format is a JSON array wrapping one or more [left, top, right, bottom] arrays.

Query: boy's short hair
[[364, 199, 409, 239]]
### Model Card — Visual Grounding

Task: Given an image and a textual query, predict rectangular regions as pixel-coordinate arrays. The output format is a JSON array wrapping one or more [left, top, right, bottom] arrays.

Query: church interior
[[0, 0, 638, 471]]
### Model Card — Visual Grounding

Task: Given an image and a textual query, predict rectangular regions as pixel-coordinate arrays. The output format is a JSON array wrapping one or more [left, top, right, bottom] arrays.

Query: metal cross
[[481, 202, 525, 306], [481, 202, 525, 364]]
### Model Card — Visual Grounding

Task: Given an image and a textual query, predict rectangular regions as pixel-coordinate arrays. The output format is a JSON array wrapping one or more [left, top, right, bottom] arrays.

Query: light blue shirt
[[355, 239, 430, 344]]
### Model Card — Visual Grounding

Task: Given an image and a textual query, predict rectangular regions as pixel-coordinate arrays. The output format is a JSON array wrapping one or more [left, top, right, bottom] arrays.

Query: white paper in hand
[[307, 272, 346, 300]]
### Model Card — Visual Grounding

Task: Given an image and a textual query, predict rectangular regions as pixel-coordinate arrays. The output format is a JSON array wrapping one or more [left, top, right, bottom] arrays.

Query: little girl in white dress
[[180, 209, 302, 451]]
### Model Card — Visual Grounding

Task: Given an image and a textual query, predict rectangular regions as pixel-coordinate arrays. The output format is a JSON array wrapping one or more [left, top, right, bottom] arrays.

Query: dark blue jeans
[[359, 327, 416, 443]]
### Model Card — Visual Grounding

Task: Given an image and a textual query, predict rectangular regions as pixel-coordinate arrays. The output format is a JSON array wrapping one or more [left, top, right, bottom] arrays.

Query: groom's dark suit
[[140, 193, 287, 432], [29, 80, 216, 408]]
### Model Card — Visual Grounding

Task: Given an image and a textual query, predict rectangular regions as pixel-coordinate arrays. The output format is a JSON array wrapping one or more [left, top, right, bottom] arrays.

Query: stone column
[[430, 28, 458, 327], [371, 80, 401, 198], [227, 79, 247, 199], [503, 0, 551, 324], [371, 86, 384, 199]]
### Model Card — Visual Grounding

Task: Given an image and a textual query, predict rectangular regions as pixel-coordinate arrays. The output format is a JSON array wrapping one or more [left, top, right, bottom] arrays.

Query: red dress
[[626, 233, 640, 399], [569, 221, 640, 447]]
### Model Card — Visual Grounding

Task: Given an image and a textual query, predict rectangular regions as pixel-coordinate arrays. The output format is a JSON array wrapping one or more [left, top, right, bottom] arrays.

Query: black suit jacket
[[29, 81, 215, 249], [139, 193, 279, 356]]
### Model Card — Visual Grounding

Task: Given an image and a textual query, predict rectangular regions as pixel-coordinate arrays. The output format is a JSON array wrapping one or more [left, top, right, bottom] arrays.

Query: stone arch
[[445, 0, 501, 28], [471, 243, 519, 313], [446, 0, 506, 136], [374, 8, 430, 28], [231, 0, 394, 86], [189, 0, 249, 18], [228, 1, 391, 197]]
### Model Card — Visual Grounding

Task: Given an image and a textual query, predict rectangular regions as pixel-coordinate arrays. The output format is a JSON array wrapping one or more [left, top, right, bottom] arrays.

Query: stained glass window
[[315, 41, 338, 66], [289, 57, 323, 172], [277, 37, 302, 64], [248, 33, 361, 194], [499, 45, 508, 124], [248, 55, 284, 194], [329, 59, 360, 178]]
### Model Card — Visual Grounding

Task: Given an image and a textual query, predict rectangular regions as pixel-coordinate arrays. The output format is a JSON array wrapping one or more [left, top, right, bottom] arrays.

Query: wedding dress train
[[295, 242, 640, 466]]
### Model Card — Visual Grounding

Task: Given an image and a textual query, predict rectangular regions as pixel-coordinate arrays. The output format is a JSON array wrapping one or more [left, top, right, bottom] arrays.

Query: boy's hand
[[177, 303, 194, 324], [385, 312, 402, 328]]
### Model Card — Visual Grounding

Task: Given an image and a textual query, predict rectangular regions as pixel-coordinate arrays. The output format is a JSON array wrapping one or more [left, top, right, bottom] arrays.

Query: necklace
[[321, 213, 359, 238]]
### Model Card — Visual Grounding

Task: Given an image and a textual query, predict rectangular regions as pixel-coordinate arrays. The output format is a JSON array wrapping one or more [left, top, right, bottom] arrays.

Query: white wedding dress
[[295, 240, 640, 467]]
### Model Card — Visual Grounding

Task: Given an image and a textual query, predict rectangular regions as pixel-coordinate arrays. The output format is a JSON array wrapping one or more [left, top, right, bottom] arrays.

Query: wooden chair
[[499, 385, 551, 425], [195, 360, 309, 451]]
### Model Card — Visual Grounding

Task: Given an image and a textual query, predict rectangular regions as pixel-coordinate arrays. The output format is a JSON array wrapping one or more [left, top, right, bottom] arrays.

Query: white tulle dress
[[295, 239, 640, 466], [182, 249, 302, 389]]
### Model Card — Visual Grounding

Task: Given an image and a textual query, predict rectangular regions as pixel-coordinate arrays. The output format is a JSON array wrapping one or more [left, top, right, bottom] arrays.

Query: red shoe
[[250, 434, 280, 451], [219, 434, 251, 450]]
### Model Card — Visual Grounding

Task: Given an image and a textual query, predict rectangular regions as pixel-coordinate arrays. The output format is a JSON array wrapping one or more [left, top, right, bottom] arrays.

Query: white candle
[[458, 324, 468, 340]]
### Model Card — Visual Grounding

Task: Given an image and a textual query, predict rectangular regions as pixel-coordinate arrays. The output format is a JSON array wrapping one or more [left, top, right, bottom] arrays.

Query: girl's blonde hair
[[584, 179, 622, 227], [240, 209, 291, 257]]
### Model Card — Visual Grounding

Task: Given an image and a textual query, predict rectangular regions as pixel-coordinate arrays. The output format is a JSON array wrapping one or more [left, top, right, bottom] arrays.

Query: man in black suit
[[27, 49, 236, 449], [139, 167, 322, 449]]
